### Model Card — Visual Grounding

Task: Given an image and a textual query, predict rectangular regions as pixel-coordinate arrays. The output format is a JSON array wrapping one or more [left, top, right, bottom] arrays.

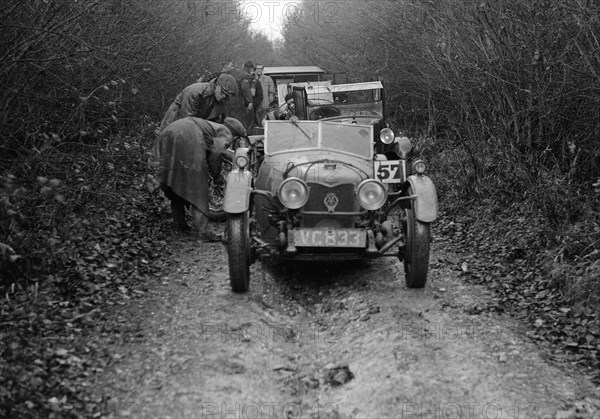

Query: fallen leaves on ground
[[435, 206, 600, 383], [0, 134, 176, 417]]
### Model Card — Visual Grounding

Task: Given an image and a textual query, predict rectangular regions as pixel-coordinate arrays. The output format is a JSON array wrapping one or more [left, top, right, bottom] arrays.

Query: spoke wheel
[[208, 152, 233, 221], [227, 212, 251, 293], [402, 187, 431, 288]]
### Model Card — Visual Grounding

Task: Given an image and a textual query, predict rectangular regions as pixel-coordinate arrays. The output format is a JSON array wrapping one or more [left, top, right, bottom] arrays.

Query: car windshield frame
[[264, 120, 374, 160], [292, 81, 384, 116]]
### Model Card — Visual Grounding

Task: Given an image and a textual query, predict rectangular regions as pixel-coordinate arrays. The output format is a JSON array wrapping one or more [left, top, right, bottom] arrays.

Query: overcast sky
[[241, 1, 300, 40]]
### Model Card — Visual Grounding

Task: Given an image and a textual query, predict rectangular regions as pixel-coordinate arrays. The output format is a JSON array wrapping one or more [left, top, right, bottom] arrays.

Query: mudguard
[[406, 174, 438, 223], [223, 169, 252, 213]]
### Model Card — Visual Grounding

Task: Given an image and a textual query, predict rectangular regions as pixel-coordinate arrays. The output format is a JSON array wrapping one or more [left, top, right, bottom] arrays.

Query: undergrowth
[[0, 120, 160, 288], [419, 133, 600, 378], [425, 136, 600, 305], [0, 120, 170, 417]]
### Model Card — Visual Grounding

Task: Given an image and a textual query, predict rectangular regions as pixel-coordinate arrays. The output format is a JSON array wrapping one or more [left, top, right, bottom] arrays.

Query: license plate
[[374, 160, 405, 183], [293, 228, 367, 248]]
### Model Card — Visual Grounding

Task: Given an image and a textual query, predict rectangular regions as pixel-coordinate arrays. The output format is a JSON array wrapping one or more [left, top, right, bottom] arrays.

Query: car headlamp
[[356, 179, 387, 210], [278, 177, 309, 209], [379, 128, 395, 145], [413, 160, 426, 175], [235, 154, 249, 169], [233, 147, 250, 170]]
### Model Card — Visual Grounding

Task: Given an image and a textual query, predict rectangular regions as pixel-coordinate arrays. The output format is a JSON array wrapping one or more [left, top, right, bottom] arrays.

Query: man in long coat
[[156, 117, 246, 241], [224, 61, 255, 131], [250, 73, 263, 127], [254, 63, 275, 126], [159, 73, 237, 132]]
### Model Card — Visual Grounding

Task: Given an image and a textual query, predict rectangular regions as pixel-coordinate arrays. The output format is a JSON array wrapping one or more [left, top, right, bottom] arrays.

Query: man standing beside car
[[224, 61, 255, 131], [254, 63, 275, 126], [249, 71, 263, 127]]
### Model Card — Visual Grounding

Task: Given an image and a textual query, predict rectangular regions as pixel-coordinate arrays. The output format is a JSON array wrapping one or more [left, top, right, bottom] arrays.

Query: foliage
[[0, 119, 173, 416], [436, 208, 600, 380], [0, 2, 289, 414], [0, 0, 279, 151], [282, 0, 600, 179], [1, 121, 157, 286], [1, 0, 599, 412]]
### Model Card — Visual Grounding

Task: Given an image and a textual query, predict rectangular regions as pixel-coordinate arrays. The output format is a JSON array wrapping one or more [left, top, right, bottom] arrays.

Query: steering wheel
[[308, 106, 341, 120]]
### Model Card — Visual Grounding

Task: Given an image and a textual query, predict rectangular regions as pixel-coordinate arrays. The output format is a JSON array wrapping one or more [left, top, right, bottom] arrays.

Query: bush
[[0, 119, 159, 290]]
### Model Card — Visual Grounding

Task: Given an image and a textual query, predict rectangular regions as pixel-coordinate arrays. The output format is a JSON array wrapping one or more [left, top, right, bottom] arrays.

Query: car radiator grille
[[301, 183, 358, 228]]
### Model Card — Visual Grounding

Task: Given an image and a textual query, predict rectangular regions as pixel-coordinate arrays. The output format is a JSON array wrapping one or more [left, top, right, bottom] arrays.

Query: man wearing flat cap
[[159, 73, 238, 132], [224, 61, 255, 130], [277, 92, 297, 120], [156, 116, 246, 241]]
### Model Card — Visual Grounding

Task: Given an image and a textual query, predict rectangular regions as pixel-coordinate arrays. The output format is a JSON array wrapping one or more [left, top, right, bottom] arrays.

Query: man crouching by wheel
[[156, 116, 246, 241]]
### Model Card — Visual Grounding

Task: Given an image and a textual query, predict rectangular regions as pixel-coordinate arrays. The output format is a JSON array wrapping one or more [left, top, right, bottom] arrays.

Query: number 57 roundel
[[374, 160, 405, 183]]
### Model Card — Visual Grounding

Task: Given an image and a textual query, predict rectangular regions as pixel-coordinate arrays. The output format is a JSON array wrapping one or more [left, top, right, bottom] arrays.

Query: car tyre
[[227, 212, 251, 293], [403, 187, 431, 288]]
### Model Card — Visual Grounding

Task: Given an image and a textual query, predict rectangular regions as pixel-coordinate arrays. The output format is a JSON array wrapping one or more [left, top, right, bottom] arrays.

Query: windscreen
[[265, 121, 317, 153], [307, 88, 383, 117], [321, 122, 372, 157], [265, 120, 372, 158], [333, 101, 383, 116]]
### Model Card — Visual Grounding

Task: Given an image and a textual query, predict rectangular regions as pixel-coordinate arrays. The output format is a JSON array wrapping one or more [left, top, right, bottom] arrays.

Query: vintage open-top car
[[222, 81, 438, 293]]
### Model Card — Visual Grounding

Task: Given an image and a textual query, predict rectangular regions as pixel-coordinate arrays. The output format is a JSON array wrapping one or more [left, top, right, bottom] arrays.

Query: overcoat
[[225, 69, 254, 130], [159, 82, 225, 132], [156, 117, 232, 216]]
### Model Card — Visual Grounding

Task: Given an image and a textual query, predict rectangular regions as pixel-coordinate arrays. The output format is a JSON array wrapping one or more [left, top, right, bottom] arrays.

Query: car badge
[[324, 193, 339, 213]]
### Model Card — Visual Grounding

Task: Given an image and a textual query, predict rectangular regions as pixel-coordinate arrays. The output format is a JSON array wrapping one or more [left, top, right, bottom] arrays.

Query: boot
[[171, 200, 190, 231], [191, 207, 222, 242]]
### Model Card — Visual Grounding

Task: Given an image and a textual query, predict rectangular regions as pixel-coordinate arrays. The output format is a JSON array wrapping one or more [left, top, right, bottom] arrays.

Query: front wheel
[[402, 193, 431, 288], [227, 212, 251, 293]]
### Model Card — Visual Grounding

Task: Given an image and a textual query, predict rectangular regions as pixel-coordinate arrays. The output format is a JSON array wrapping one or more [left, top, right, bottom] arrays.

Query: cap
[[284, 92, 294, 102], [216, 74, 237, 96], [222, 117, 246, 137]]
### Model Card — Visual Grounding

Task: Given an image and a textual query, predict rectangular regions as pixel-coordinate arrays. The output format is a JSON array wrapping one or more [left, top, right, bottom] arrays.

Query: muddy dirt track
[[95, 227, 599, 419]]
